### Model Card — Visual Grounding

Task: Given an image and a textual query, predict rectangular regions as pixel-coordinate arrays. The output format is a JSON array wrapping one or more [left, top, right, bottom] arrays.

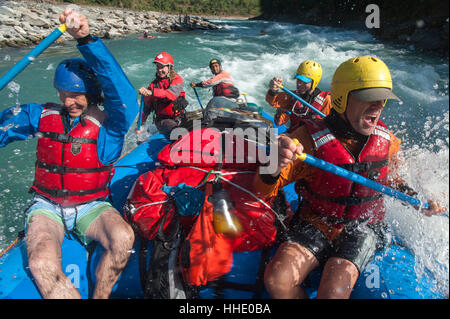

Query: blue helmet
[[54, 58, 102, 103]]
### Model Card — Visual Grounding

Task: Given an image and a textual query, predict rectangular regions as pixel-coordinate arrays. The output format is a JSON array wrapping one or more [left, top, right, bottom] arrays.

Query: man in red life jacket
[[0, 10, 137, 298], [190, 58, 240, 100], [254, 56, 446, 299], [138, 52, 188, 138], [267, 60, 332, 132]]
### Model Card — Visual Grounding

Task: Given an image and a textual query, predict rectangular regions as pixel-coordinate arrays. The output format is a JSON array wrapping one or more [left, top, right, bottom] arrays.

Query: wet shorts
[[25, 195, 114, 245], [288, 219, 383, 274]]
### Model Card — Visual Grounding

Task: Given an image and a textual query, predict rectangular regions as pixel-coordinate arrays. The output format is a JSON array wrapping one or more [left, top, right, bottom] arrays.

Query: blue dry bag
[[162, 183, 205, 217]]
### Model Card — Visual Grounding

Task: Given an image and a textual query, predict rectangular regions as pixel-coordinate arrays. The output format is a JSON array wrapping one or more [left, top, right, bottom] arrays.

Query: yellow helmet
[[295, 60, 322, 91], [331, 56, 398, 114]]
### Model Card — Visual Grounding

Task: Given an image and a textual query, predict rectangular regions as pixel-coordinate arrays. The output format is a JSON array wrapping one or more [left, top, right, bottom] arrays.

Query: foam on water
[[383, 110, 449, 295], [385, 162, 449, 295]]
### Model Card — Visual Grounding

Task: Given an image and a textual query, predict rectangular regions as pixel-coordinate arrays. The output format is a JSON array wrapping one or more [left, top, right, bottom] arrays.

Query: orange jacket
[[266, 90, 333, 127], [201, 70, 234, 87]]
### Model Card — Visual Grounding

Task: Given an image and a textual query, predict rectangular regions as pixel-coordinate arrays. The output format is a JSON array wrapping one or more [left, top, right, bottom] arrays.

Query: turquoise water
[[0, 19, 448, 295]]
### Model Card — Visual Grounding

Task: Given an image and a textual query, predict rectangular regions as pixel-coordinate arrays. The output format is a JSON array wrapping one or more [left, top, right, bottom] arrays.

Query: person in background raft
[[0, 10, 137, 298], [138, 52, 188, 138], [191, 58, 240, 100], [254, 56, 446, 299], [267, 60, 332, 132], [139, 31, 155, 39]]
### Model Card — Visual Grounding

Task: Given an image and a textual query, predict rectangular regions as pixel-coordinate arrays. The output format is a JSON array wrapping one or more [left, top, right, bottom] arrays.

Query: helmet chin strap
[[341, 96, 357, 132], [343, 109, 351, 126], [343, 109, 362, 137]]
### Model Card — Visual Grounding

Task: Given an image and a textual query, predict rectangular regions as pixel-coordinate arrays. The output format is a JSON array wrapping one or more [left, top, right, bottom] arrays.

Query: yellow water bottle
[[209, 182, 243, 236]]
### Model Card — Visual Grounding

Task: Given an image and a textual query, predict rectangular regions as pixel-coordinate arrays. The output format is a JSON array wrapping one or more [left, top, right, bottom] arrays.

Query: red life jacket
[[300, 119, 390, 223], [30, 105, 114, 206], [148, 76, 186, 118], [289, 90, 329, 132], [213, 82, 240, 99]]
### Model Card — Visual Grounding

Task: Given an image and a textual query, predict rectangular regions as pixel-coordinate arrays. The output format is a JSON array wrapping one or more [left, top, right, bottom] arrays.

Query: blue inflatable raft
[[0, 109, 444, 299]]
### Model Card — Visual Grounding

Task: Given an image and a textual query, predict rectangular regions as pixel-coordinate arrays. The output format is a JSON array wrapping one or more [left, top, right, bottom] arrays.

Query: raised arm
[[59, 9, 138, 165]]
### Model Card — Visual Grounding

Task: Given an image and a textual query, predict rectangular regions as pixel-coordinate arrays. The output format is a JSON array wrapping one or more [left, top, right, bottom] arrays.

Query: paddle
[[192, 86, 204, 111], [137, 94, 144, 131], [279, 84, 326, 117], [292, 138, 447, 216], [241, 92, 248, 106], [0, 24, 67, 91]]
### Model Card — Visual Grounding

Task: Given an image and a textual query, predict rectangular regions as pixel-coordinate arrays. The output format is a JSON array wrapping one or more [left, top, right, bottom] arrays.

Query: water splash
[[0, 123, 14, 132], [385, 114, 449, 296], [7, 81, 20, 94], [11, 105, 21, 116]]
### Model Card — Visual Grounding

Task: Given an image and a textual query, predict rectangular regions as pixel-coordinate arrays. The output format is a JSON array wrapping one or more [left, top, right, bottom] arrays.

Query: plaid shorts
[[25, 195, 113, 245]]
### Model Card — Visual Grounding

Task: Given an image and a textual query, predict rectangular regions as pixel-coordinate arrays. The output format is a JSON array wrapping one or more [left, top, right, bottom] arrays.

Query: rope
[[127, 165, 288, 232], [113, 143, 139, 165], [128, 170, 247, 215], [129, 200, 169, 216], [221, 129, 269, 147], [216, 174, 288, 231], [0, 234, 22, 259], [186, 166, 289, 231]]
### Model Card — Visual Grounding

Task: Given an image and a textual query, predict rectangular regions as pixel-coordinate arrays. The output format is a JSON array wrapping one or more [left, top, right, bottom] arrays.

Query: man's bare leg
[[26, 214, 81, 298], [317, 257, 359, 299], [264, 241, 320, 299], [85, 209, 134, 299]]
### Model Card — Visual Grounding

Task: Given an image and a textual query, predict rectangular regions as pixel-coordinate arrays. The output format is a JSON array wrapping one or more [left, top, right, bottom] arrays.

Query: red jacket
[[143, 74, 185, 120], [31, 105, 113, 206]]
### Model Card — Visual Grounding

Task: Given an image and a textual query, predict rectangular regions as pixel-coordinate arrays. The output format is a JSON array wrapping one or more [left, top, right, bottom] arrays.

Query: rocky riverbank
[[0, 0, 219, 48]]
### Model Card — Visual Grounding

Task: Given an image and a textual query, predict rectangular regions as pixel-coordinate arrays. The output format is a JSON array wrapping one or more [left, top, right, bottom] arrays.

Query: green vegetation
[[56, 0, 261, 16]]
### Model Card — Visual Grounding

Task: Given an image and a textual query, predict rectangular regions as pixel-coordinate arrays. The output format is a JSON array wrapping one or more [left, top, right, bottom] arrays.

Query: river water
[[0, 18, 448, 296]]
